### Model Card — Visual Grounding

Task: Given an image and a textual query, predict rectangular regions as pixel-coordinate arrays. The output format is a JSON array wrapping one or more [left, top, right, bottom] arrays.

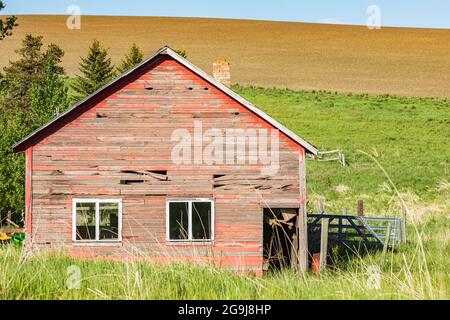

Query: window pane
[[76, 202, 96, 240], [99, 202, 119, 240], [192, 202, 212, 240], [169, 202, 189, 240]]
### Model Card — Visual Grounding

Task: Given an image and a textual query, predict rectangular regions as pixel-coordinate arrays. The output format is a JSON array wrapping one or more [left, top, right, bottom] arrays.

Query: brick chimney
[[213, 59, 231, 87]]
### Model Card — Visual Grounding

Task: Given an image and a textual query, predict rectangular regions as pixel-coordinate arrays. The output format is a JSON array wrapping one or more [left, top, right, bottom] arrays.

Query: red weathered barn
[[13, 47, 317, 274]]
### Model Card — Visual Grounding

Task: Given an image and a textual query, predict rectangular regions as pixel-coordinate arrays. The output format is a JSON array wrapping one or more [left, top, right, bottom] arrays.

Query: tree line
[[0, 3, 186, 224]]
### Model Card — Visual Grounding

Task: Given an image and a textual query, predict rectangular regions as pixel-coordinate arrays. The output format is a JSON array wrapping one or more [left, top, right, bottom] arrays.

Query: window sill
[[166, 241, 215, 246], [73, 242, 123, 247]]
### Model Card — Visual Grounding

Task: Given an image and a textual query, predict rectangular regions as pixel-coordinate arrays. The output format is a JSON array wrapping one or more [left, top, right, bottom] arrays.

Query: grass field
[[235, 86, 450, 218], [0, 218, 448, 300], [1, 86, 448, 300], [2, 15, 450, 98]]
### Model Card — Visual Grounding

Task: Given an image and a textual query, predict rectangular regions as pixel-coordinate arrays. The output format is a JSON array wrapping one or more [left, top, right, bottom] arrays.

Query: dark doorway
[[263, 208, 298, 272]]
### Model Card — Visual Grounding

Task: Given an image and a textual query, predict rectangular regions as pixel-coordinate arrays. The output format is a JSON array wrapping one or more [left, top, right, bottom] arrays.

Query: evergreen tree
[[30, 60, 69, 124], [2, 34, 65, 123], [0, 73, 6, 97], [0, 112, 27, 222], [0, 1, 18, 40], [0, 35, 67, 222], [71, 40, 116, 100], [117, 43, 143, 73], [175, 49, 188, 59]]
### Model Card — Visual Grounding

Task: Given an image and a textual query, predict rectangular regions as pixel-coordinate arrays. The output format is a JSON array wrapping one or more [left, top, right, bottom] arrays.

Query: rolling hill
[[1, 15, 450, 98]]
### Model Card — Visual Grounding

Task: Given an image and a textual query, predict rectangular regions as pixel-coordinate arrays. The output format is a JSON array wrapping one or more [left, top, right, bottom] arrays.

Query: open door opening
[[263, 208, 298, 272]]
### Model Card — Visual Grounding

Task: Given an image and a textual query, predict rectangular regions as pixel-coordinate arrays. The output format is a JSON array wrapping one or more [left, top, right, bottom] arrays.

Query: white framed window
[[166, 199, 214, 242], [72, 199, 122, 242]]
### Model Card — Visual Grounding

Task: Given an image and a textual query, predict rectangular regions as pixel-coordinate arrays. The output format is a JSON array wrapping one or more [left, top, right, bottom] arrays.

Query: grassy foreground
[[0, 215, 448, 300]]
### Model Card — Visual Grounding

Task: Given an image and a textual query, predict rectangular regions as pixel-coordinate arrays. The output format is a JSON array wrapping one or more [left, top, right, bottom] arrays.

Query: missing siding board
[[96, 113, 108, 118], [149, 170, 167, 176], [211, 174, 291, 190], [213, 174, 226, 189], [120, 170, 169, 182], [120, 180, 145, 185], [121, 170, 145, 176], [147, 170, 169, 181]]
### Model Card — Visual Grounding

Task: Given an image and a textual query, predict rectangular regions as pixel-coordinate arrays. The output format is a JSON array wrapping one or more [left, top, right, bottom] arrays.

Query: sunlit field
[[2, 15, 450, 98]]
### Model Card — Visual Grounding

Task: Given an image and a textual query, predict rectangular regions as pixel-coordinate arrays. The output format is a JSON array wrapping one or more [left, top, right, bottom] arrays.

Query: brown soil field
[[1, 15, 450, 98]]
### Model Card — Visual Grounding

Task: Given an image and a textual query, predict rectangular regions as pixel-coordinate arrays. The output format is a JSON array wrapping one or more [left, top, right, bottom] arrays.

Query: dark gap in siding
[[121, 170, 144, 176], [147, 170, 169, 181], [148, 170, 167, 176], [213, 174, 227, 188], [120, 170, 169, 181], [255, 185, 272, 190], [120, 180, 145, 185]]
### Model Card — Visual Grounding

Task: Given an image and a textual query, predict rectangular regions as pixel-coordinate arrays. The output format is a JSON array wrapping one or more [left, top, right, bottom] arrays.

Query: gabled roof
[[13, 46, 318, 155]]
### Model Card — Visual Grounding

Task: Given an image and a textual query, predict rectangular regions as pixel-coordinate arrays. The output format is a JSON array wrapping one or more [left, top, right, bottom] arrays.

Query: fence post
[[319, 199, 325, 214], [339, 152, 346, 167], [381, 222, 392, 265], [297, 206, 308, 274], [320, 218, 329, 271], [357, 200, 364, 216], [357, 200, 366, 240]]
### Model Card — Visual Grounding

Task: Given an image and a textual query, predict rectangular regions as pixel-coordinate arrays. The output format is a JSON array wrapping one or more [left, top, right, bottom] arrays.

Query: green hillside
[[235, 86, 449, 217]]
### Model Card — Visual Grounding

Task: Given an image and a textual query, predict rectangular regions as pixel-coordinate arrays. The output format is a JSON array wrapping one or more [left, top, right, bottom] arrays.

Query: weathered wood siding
[[29, 55, 306, 273]]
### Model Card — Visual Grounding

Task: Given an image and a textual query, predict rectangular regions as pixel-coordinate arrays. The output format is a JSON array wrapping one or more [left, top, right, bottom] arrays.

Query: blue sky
[[3, 0, 450, 29]]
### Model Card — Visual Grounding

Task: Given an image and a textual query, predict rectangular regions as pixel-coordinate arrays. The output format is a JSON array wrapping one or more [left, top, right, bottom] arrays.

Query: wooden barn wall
[[29, 56, 306, 273]]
